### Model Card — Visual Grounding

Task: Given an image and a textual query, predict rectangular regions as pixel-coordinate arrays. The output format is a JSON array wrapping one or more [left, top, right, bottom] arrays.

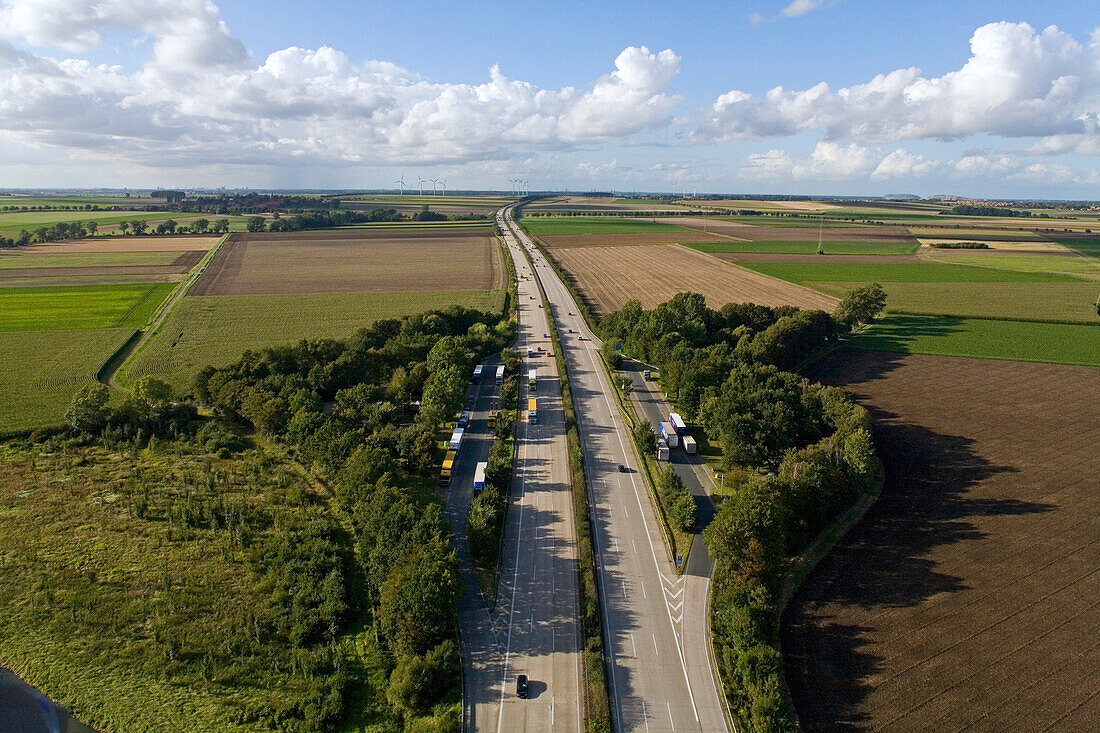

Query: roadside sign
[[676, 555, 683, 565], [616, 344, 622, 350]]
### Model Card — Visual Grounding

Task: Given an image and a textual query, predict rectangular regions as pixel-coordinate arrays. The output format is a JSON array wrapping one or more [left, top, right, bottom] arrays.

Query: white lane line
[[668, 701, 676, 731], [652, 634, 659, 656], [630, 633, 637, 658], [640, 577, 647, 599], [632, 539, 637, 555], [622, 579, 627, 597], [642, 701, 651, 733]]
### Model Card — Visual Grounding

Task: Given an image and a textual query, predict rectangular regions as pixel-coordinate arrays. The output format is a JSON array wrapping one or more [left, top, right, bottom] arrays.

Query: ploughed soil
[[0, 251, 204, 283], [190, 230, 502, 296], [783, 349, 1100, 732], [664, 221, 919, 243], [546, 243, 836, 317]]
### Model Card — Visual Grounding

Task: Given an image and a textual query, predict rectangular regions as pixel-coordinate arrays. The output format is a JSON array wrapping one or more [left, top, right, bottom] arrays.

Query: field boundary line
[[97, 232, 230, 391]]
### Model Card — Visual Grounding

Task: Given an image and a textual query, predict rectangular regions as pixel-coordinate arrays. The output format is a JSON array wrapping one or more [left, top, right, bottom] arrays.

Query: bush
[[66, 383, 110, 433], [668, 490, 696, 532], [833, 282, 887, 326], [195, 420, 246, 456]]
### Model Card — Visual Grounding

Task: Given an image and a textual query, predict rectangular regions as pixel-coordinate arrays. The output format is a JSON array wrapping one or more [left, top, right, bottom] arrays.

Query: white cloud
[[782, 0, 822, 18], [695, 22, 1100, 146], [871, 149, 939, 181], [0, 0, 681, 169], [749, 12, 763, 24]]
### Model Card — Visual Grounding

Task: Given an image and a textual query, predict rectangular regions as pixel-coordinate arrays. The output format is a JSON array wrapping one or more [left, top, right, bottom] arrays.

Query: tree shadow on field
[[783, 348, 1057, 730]]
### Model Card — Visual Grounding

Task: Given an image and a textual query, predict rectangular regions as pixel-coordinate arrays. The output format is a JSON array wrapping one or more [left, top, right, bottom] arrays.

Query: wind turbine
[[439, 179, 447, 196], [394, 175, 406, 195], [508, 178, 517, 195], [417, 175, 426, 195]]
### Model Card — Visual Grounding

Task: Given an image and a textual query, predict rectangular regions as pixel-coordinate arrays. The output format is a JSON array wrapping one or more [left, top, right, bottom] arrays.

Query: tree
[[246, 216, 266, 232], [192, 218, 209, 234], [66, 383, 111, 433], [600, 339, 622, 369], [378, 539, 462, 657], [118, 221, 130, 235], [212, 218, 230, 234], [86, 221, 98, 236], [633, 419, 657, 455], [834, 282, 886, 327], [131, 220, 147, 235]]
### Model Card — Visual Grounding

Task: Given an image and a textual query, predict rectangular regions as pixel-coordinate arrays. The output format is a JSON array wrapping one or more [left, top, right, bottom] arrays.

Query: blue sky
[[1, 0, 1099, 197]]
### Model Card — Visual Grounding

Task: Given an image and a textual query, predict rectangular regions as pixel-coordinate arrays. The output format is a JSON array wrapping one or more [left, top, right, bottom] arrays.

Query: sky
[[1, 0, 1099, 198]]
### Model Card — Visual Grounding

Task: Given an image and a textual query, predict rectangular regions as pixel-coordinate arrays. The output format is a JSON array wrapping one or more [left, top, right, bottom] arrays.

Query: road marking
[[640, 578, 647, 599], [630, 633, 637, 657], [632, 539, 637, 554], [653, 634, 659, 656], [668, 701, 676, 731], [642, 701, 651, 733], [622, 579, 627, 597]]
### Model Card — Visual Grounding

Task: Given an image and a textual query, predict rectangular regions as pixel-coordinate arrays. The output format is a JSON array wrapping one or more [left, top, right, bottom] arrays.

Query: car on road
[[618, 464, 628, 473], [516, 674, 529, 699]]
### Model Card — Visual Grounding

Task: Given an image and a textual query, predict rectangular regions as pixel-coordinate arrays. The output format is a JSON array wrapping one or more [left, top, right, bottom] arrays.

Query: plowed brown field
[[662, 219, 918, 243], [190, 230, 503, 296], [547, 243, 836, 316], [783, 350, 1100, 732]]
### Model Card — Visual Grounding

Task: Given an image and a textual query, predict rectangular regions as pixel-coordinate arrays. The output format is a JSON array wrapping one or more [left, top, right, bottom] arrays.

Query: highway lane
[[457, 217, 582, 733], [501, 206, 730, 733]]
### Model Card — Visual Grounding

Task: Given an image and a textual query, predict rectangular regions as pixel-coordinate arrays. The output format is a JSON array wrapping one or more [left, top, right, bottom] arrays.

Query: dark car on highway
[[516, 674, 529, 699]]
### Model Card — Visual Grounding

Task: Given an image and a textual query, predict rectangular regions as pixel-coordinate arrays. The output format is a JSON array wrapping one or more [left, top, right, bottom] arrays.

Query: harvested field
[[0, 274, 185, 288], [784, 349, 1100, 731], [189, 230, 503, 296], [0, 328, 136, 432], [0, 252, 204, 282], [521, 217, 700, 236], [537, 231, 727, 248], [917, 238, 1066, 252], [689, 240, 918, 256], [546, 243, 836, 316], [16, 236, 221, 253], [0, 251, 187, 269], [121, 290, 507, 391]]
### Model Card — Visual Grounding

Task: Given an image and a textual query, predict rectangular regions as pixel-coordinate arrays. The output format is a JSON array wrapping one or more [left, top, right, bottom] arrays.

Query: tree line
[[61, 304, 514, 730]]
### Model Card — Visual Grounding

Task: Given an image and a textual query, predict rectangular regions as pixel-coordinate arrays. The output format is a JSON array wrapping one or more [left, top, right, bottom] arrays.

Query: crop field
[[520, 216, 702, 236], [0, 251, 188, 269], [546, 243, 836, 316], [0, 283, 176, 331], [0, 211, 207, 236], [686, 240, 918, 255], [668, 219, 919, 244], [16, 236, 222, 253], [119, 290, 507, 391], [921, 251, 1100, 276], [0, 328, 136, 433], [1049, 236, 1100, 258], [741, 261, 1083, 283], [852, 314, 1100, 365], [785, 349, 1100, 731], [189, 230, 504, 295]]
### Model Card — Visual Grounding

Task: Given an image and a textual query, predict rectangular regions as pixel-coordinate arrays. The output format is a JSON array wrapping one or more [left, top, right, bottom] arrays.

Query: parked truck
[[659, 421, 679, 448], [440, 450, 457, 485], [448, 427, 465, 452], [682, 435, 697, 454], [669, 412, 688, 436], [473, 461, 487, 493], [656, 439, 669, 462], [495, 365, 505, 386], [472, 364, 484, 384]]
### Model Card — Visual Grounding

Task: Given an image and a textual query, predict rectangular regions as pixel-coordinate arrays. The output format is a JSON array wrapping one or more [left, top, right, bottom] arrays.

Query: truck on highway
[[448, 427, 464, 452], [528, 368, 537, 391], [656, 440, 669, 461], [495, 365, 505, 386], [472, 364, 484, 384], [440, 450, 457, 485], [473, 461, 487, 493], [669, 412, 688, 436], [528, 398, 538, 424], [659, 421, 679, 448], [682, 435, 697, 454]]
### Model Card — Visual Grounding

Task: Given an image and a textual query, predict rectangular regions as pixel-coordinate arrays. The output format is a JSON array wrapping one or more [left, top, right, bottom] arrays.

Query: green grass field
[[120, 290, 508, 391], [0, 328, 135, 432], [520, 216, 698, 236], [0, 251, 184, 269], [686, 240, 918, 255], [921, 251, 1100, 276], [853, 315, 1100, 367], [907, 227, 1048, 241], [0, 210, 175, 234], [0, 283, 176, 331], [808, 281, 1100, 324], [1048, 237, 1100, 258], [741, 261, 1084, 283]]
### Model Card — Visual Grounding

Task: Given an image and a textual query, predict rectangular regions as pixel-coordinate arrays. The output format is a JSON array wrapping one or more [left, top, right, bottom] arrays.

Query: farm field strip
[[0, 328, 136, 433], [520, 216, 702, 235], [920, 251, 1100, 276], [0, 251, 188, 269], [851, 314, 1100, 366], [188, 231, 502, 296], [785, 351, 1100, 731], [1049, 236, 1100, 258], [119, 290, 507, 391], [0, 282, 177, 331], [14, 236, 222, 253], [687, 240, 919, 255], [546, 242, 836, 316], [740, 261, 1086, 283]]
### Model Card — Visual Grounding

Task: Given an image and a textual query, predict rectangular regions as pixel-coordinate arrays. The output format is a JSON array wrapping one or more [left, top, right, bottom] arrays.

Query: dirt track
[[547, 243, 837, 316], [784, 350, 1100, 731], [190, 230, 502, 296]]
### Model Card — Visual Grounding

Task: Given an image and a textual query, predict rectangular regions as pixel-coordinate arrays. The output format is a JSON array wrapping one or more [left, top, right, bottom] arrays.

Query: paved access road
[[501, 206, 730, 733], [452, 215, 582, 733]]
